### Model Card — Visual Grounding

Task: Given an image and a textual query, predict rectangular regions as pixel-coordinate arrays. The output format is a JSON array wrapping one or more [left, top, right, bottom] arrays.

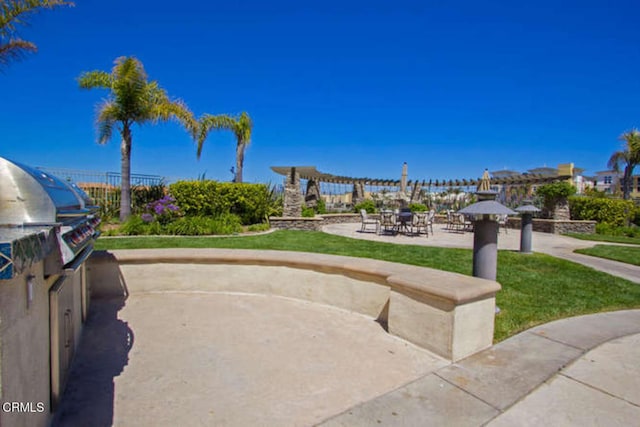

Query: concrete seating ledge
[[88, 248, 501, 361]]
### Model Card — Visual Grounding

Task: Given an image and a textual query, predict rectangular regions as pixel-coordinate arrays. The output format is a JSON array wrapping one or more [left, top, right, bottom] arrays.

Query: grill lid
[[0, 157, 89, 225]]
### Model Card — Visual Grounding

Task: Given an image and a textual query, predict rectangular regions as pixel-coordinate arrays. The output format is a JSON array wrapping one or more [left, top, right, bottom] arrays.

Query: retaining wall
[[88, 249, 501, 362]]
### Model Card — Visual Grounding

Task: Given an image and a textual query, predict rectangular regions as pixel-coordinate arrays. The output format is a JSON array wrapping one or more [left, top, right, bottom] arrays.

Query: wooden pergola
[[270, 166, 570, 189]]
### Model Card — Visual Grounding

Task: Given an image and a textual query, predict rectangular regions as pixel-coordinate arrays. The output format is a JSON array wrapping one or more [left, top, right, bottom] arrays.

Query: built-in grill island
[[0, 157, 100, 427]]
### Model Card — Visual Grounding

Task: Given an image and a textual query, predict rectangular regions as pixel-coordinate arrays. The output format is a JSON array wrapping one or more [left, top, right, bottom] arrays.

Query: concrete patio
[[50, 227, 640, 426]]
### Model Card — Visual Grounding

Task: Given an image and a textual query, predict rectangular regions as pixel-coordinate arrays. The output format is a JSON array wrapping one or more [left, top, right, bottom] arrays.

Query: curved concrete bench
[[88, 249, 501, 361]]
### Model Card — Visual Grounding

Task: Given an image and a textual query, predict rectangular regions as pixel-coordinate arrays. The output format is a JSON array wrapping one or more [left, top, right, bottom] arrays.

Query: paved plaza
[[53, 227, 640, 426]]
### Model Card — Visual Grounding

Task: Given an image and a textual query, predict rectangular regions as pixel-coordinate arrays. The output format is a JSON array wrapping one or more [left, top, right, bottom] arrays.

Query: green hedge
[[569, 196, 635, 227], [119, 214, 243, 235], [536, 182, 576, 211], [354, 199, 376, 213], [409, 203, 427, 212], [169, 180, 270, 225]]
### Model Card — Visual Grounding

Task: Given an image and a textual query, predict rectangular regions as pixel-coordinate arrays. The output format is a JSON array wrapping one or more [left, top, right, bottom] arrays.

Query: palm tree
[[78, 56, 197, 221], [608, 129, 640, 200], [197, 112, 253, 183], [1, 0, 73, 68]]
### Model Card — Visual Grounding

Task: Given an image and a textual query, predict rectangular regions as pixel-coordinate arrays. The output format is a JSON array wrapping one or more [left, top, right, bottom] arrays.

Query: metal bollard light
[[458, 191, 516, 282], [515, 200, 541, 254]]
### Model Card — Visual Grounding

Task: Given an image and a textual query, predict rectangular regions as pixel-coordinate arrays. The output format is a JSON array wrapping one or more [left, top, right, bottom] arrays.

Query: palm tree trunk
[[235, 142, 245, 183], [623, 165, 632, 200], [120, 125, 132, 221]]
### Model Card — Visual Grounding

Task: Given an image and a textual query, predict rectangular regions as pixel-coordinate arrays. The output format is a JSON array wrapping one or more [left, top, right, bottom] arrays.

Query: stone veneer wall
[[506, 217, 595, 234], [269, 217, 324, 231], [304, 178, 321, 208], [283, 168, 303, 217], [352, 182, 365, 206], [320, 213, 371, 224]]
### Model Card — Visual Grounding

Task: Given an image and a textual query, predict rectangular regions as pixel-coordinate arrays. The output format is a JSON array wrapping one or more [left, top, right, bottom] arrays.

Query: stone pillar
[[352, 182, 365, 206], [283, 168, 302, 217], [552, 198, 571, 220], [543, 198, 570, 220], [305, 178, 321, 208]]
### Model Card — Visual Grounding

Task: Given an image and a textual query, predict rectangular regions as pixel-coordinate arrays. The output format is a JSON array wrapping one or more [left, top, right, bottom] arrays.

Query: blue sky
[[1, 0, 639, 185]]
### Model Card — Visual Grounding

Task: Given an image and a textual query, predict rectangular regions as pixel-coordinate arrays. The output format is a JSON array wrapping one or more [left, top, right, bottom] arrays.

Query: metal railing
[[37, 167, 166, 217]]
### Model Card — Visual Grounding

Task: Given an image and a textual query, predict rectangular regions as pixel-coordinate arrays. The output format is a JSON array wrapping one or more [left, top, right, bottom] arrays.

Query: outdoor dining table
[[396, 211, 412, 234]]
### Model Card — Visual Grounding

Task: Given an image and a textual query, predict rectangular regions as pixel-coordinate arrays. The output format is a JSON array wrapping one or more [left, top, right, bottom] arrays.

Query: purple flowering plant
[[142, 195, 181, 225]]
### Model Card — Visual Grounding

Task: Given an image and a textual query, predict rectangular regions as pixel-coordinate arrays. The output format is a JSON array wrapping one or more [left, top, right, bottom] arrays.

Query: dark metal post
[[458, 191, 516, 282], [515, 200, 540, 254], [520, 213, 533, 253], [472, 217, 499, 281]]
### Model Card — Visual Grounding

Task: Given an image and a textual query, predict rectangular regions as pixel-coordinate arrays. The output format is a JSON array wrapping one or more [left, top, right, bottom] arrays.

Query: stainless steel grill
[[0, 156, 100, 265], [0, 156, 102, 413]]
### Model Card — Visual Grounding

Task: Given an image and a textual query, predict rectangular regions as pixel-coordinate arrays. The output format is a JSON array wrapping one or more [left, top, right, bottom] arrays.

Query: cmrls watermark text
[[2, 402, 46, 413]]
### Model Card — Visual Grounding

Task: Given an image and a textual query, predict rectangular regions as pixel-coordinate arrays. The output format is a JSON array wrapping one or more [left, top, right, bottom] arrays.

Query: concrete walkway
[[322, 223, 640, 284], [317, 223, 640, 425], [320, 310, 640, 426]]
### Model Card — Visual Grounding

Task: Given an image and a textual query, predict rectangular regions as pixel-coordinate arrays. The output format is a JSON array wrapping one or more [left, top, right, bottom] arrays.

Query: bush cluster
[[354, 199, 376, 213], [169, 180, 271, 225], [408, 203, 427, 212], [569, 196, 636, 227], [536, 182, 576, 210], [119, 214, 243, 236], [595, 223, 640, 238]]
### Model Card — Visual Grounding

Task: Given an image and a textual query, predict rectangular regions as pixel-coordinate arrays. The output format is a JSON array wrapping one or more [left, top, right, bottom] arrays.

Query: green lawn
[[96, 230, 640, 342], [566, 233, 640, 245], [575, 245, 640, 267]]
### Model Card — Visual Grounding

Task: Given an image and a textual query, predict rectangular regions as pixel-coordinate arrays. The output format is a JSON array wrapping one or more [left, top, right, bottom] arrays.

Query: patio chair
[[461, 214, 473, 232], [446, 210, 455, 230], [426, 209, 435, 235], [497, 214, 508, 234], [379, 211, 397, 235], [360, 209, 379, 233], [411, 212, 429, 236], [448, 211, 462, 232]]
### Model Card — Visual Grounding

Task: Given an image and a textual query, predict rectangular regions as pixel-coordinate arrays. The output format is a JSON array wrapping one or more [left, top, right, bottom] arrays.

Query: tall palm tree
[[78, 56, 197, 221], [0, 0, 73, 68], [608, 129, 640, 200], [197, 112, 253, 183]]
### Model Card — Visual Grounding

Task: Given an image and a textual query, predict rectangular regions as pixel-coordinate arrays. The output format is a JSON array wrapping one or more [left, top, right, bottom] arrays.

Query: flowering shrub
[[142, 195, 181, 225]]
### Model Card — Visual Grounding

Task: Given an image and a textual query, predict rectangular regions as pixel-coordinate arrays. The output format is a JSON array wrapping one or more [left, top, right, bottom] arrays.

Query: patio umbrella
[[477, 169, 491, 192], [400, 162, 408, 193]]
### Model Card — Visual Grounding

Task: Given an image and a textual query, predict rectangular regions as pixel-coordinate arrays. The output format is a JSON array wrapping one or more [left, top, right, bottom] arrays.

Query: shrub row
[[595, 223, 640, 238], [169, 181, 271, 225], [569, 196, 636, 227], [119, 214, 243, 236]]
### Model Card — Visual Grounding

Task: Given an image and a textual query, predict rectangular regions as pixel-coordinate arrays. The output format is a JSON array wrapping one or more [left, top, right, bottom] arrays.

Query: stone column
[[283, 168, 302, 217], [305, 178, 321, 208], [352, 182, 365, 206], [552, 198, 571, 220]]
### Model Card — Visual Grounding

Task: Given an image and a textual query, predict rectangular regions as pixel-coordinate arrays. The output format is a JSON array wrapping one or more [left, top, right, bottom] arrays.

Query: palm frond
[[196, 114, 235, 158], [0, 38, 36, 66], [1, 1, 74, 37], [151, 98, 198, 137], [95, 100, 119, 144], [619, 129, 640, 162], [77, 70, 112, 89], [236, 111, 253, 145], [1, 0, 73, 68], [607, 151, 628, 172]]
